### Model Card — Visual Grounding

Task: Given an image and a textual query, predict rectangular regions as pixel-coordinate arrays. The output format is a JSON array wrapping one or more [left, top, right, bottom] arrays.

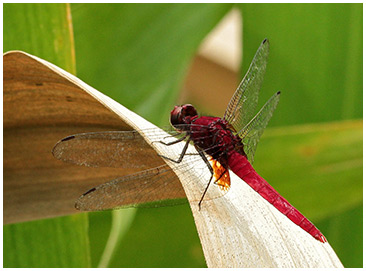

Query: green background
[[4, 3, 362, 268]]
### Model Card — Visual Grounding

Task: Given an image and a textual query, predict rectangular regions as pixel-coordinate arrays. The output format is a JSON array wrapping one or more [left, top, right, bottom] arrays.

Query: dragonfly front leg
[[157, 137, 191, 164], [155, 133, 188, 146]]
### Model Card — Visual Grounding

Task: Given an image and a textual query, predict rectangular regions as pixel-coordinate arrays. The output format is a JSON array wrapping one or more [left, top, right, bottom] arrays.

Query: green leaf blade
[[4, 3, 90, 268], [4, 3, 75, 73], [4, 215, 90, 268]]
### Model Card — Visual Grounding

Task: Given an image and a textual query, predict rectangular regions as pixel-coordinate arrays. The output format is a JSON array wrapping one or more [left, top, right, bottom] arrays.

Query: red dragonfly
[[53, 39, 326, 243]]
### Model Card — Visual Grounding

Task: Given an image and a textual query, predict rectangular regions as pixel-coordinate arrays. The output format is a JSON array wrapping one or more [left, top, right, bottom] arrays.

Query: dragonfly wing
[[53, 126, 232, 210], [52, 130, 166, 169], [75, 164, 187, 211], [238, 91, 281, 163], [74, 150, 231, 211], [223, 39, 270, 133]]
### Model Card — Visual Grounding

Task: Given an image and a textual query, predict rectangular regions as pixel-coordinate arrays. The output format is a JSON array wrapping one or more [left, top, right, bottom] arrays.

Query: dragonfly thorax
[[190, 117, 246, 165]]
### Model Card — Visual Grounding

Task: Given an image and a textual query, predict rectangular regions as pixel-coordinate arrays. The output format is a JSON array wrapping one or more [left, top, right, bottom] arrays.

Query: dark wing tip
[[75, 187, 97, 210], [52, 135, 76, 157], [82, 187, 96, 196], [262, 38, 269, 44], [61, 135, 75, 142], [277, 91, 281, 95]]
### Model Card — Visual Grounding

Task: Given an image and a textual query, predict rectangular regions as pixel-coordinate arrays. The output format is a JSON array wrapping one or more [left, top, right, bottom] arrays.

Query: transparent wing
[[238, 91, 281, 163], [52, 130, 178, 169], [223, 39, 270, 132], [75, 153, 230, 211], [53, 127, 230, 211], [52, 130, 186, 209], [75, 164, 187, 211]]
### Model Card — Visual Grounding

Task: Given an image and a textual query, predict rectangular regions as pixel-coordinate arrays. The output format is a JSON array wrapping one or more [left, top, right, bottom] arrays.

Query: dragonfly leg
[[214, 168, 228, 184], [196, 149, 214, 210], [154, 133, 187, 146], [158, 138, 191, 163]]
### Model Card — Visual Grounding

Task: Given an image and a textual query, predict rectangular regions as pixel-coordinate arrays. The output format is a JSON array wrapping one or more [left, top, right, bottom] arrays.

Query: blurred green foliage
[[3, 3, 362, 268], [240, 4, 362, 126], [4, 215, 90, 267], [71, 3, 233, 125], [4, 3, 76, 74], [3, 3, 90, 268]]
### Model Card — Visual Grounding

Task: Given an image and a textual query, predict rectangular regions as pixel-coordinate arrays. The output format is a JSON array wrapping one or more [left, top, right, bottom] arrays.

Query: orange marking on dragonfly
[[211, 158, 230, 191]]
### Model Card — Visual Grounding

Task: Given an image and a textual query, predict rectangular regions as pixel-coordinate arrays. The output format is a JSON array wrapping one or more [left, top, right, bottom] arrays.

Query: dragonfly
[[53, 39, 326, 243]]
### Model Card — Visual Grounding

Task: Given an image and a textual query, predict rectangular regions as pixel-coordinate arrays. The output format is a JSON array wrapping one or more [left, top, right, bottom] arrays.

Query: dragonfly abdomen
[[227, 151, 326, 243]]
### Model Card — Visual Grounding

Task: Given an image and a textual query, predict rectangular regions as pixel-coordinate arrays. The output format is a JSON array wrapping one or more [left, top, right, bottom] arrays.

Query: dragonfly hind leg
[[196, 149, 215, 211], [214, 168, 229, 190]]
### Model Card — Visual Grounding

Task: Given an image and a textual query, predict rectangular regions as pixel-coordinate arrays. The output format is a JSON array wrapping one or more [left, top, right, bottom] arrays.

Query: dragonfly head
[[170, 104, 198, 131]]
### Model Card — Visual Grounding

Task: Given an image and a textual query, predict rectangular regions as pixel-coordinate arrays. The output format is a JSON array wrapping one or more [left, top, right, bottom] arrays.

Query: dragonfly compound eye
[[170, 105, 184, 128], [181, 104, 198, 118], [170, 104, 198, 130]]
